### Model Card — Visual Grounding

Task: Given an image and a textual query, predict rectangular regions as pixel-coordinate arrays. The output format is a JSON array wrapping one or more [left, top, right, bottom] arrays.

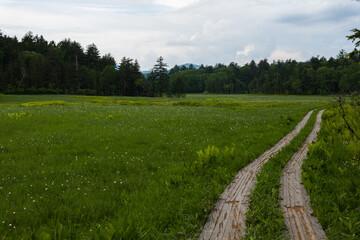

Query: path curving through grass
[[199, 110, 314, 240], [279, 110, 327, 240]]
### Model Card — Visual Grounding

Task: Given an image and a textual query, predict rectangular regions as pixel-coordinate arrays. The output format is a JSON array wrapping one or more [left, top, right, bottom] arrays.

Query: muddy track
[[279, 110, 327, 240], [199, 110, 314, 240]]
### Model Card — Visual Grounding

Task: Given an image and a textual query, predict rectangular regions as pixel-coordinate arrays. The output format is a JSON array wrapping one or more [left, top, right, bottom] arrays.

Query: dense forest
[[1, 30, 359, 96], [0, 30, 178, 97], [169, 52, 360, 95]]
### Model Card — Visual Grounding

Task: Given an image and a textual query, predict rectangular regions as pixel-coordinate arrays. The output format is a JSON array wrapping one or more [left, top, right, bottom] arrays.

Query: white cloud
[[153, 0, 199, 9], [237, 45, 255, 57], [202, 19, 228, 40], [269, 49, 303, 62]]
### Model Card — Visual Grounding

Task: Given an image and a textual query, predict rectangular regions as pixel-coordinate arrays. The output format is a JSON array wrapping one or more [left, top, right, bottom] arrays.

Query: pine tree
[[86, 43, 100, 70], [151, 56, 169, 96]]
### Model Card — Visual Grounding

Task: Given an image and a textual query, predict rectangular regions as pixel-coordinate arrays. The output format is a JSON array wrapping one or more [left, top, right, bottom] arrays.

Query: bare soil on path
[[199, 110, 314, 240], [279, 110, 327, 240]]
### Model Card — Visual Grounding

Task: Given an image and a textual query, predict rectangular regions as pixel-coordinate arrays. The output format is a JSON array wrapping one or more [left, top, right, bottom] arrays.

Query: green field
[[0, 94, 328, 239], [0, 93, 332, 104]]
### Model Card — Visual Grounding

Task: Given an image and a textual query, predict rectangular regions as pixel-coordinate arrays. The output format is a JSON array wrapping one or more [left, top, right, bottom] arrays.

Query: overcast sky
[[1, 0, 360, 70]]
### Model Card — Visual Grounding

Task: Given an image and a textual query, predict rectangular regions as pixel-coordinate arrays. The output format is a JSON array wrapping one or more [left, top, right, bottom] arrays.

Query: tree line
[[168, 51, 360, 95], [1, 30, 359, 97], [0, 30, 181, 97]]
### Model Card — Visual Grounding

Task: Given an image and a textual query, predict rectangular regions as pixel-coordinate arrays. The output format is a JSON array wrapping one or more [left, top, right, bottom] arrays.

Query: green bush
[[190, 145, 236, 174]]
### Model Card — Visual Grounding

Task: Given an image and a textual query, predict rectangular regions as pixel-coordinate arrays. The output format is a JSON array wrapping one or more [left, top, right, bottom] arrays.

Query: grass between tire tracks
[[244, 110, 318, 239]]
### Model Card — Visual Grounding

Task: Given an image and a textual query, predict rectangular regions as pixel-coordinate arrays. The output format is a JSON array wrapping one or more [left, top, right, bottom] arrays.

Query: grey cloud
[[277, 3, 359, 25]]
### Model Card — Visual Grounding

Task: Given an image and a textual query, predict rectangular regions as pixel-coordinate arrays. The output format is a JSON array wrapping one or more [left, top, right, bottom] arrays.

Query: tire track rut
[[199, 110, 314, 240], [279, 110, 327, 240]]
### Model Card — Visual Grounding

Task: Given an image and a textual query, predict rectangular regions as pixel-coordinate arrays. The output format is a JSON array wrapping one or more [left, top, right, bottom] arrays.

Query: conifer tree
[[150, 56, 169, 96]]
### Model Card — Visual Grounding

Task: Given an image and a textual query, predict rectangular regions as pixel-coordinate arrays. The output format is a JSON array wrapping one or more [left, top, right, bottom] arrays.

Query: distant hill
[[178, 63, 201, 69], [141, 70, 151, 75], [141, 63, 201, 77]]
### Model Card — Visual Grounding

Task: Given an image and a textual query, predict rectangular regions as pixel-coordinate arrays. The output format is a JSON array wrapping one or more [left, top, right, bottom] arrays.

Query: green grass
[[244, 109, 318, 239], [0, 94, 326, 239], [186, 94, 332, 103], [302, 106, 360, 239], [0, 95, 89, 104], [0, 93, 332, 104]]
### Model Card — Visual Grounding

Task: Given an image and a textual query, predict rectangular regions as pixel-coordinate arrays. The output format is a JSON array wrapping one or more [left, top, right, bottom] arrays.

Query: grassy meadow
[[303, 104, 360, 239], [0, 94, 329, 239]]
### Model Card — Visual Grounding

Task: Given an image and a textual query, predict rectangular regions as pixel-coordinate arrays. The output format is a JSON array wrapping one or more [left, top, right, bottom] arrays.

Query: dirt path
[[279, 110, 327, 240], [199, 110, 314, 240]]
